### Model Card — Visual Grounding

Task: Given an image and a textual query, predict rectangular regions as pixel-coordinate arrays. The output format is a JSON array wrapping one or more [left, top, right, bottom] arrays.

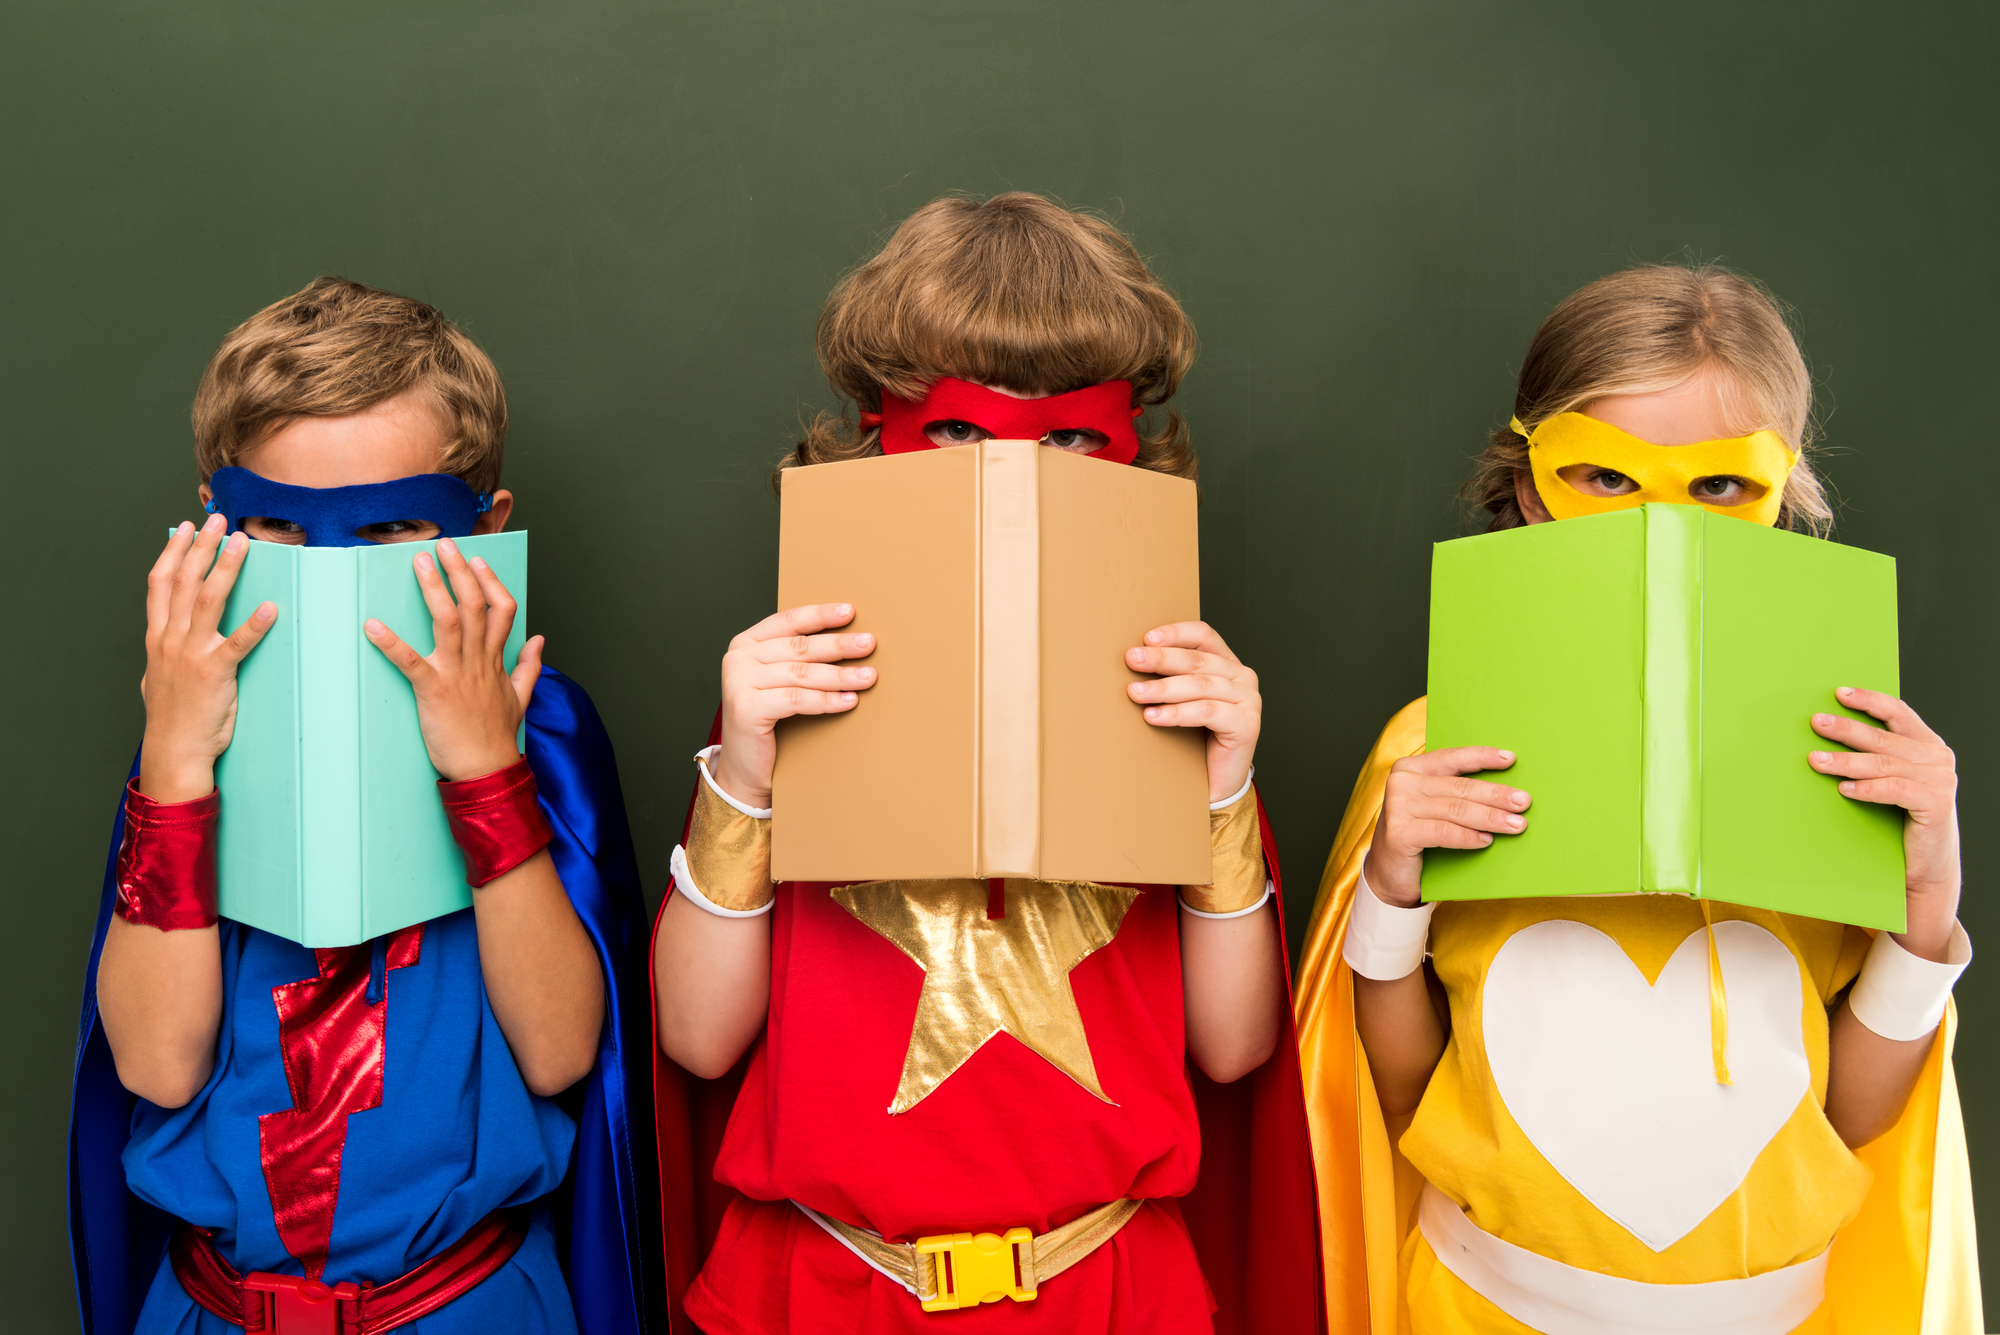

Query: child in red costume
[[650, 194, 1323, 1334]]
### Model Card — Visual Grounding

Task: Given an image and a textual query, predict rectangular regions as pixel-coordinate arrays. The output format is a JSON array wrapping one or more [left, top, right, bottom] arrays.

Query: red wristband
[[115, 779, 220, 930], [438, 757, 554, 888]]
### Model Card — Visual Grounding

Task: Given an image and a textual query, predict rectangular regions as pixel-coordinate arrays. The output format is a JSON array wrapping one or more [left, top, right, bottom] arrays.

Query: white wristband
[[694, 744, 773, 819], [1342, 866, 1435, 981], [668, 843, 775, 919], [1181, 879, 1275, 920], [1210, 767, 1255, 812], [1848, 922, 1971, 1042]]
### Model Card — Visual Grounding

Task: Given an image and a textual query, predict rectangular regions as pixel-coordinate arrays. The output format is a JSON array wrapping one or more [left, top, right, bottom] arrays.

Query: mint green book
[[208, 533, 528, 947], [1422, 505, 1904, 930]]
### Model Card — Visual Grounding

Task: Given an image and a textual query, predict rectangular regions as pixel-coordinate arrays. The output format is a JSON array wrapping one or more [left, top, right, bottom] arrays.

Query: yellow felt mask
[[1517, 412, 1797, 527]]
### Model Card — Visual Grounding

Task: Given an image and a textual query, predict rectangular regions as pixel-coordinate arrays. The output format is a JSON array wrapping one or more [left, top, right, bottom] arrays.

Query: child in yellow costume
[[1294, 264, 1980, 1335]]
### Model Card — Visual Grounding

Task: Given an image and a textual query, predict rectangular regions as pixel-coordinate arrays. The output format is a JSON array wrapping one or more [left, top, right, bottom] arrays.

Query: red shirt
[[685, 876, 1217, 1334]]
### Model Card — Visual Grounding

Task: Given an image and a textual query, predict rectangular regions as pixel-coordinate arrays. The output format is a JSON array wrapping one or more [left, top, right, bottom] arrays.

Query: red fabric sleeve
[[114, 779, 220, 931], [438, 757, 555, 887]]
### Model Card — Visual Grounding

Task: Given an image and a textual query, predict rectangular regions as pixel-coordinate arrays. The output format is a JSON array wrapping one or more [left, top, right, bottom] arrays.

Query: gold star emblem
[[832, 878, 1140, 1114]]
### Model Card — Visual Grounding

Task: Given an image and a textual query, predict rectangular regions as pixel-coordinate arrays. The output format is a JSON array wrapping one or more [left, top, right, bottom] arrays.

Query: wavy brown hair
[[779, 193, 1198, 485], [1464, 263, 1833, 536], [193, 276, 508, 492]]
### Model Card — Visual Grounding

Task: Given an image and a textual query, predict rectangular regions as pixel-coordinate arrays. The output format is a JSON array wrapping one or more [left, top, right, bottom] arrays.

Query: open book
[[1422, 504, 1905, 930], [771, 442, 1210, 885], [210, 532, 528, 946]]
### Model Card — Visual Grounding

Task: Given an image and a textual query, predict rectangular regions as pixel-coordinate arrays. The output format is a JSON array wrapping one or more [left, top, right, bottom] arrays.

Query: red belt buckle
[[242, 1271, 362, 1334]]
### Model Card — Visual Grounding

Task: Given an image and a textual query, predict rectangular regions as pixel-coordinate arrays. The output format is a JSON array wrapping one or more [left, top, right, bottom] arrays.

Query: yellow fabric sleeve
[[683, 761, 773, 912], [1179, 784, 1267, 914], [1290, 698, 1980, 1335]]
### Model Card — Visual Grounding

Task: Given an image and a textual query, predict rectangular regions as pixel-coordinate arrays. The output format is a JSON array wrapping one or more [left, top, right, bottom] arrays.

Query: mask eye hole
[[357, 520, 444, 544], [1042, 428, 1110, 453], [1555, 464, 1642, 498], [240, 516, 307, 545], [922, 419, 992, 448], [1688, 475, 1768, 506]]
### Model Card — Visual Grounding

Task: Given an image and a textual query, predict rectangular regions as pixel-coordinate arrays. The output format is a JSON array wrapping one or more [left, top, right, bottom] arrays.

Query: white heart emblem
[[1481, 918, 1811, 1253]]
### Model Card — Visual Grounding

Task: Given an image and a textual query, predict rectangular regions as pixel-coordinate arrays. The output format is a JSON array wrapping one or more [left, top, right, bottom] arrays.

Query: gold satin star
[[832, 878, 1140, 1114]]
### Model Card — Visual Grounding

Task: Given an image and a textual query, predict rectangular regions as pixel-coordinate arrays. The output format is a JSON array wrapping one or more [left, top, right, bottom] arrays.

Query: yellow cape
[[1293, 698, 1982, 1334]]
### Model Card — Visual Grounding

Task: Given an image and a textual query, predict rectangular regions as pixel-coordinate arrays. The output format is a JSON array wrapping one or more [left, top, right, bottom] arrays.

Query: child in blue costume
[[67, 278, 659, 1335]]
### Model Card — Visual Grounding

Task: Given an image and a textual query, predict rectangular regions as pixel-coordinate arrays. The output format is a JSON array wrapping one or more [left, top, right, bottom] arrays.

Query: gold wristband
[[1179, 785, 1266, 915], [685, 758, 774, 912]]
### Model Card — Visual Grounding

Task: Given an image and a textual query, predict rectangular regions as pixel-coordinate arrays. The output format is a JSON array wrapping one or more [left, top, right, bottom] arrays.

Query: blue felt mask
[[205, 467, 493, 548]]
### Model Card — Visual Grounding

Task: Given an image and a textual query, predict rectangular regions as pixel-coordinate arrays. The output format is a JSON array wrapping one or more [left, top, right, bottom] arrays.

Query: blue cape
[[68, 667, 663, 1335]]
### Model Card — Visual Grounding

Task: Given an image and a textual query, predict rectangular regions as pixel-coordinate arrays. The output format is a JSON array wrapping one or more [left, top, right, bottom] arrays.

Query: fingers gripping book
[[204, 532, 528, 947], [1423, 505, 1905, 930]]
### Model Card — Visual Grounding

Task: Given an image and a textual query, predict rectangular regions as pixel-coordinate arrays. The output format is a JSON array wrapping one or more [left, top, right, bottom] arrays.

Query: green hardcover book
[[1422, 504, 1904, 930], [207, 532, 528, 947]]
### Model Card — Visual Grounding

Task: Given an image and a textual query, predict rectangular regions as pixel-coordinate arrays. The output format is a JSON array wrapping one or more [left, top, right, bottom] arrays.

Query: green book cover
[[1422, 505, 1904, 930], [207, 532, 528, 947]]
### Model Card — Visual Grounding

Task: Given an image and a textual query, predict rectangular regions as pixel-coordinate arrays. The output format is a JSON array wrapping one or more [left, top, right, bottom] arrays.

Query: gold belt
[[794, 1197, 1144, 1312]]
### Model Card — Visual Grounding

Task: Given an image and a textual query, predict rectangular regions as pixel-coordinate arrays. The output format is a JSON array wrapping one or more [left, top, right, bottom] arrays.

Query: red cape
[[649, 715, 1324, 1333]]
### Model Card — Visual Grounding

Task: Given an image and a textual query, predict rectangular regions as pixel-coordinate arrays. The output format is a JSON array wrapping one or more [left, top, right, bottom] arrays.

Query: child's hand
[[365, 538, 544, 783], [140, 516, 279, 803], [1809, 688, 1961, 961], [1363, 748, 1531, 908], [1126, 621, 1262, 804], [713, 603, 878, 808]]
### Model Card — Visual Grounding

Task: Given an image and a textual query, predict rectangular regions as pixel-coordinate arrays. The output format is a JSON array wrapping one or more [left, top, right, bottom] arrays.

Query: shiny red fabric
[[170, 1205, 527, 1334], [258, 925, 425, 1279], [437, 758, 554, 888], [114, 779, 220, 931], [651, 711, 1325, 1335], [868, 377, 1144, 464]]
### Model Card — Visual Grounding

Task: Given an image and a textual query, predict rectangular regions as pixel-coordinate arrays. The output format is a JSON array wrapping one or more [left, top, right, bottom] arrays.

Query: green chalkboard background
[[5, 2, 1994, 1328]]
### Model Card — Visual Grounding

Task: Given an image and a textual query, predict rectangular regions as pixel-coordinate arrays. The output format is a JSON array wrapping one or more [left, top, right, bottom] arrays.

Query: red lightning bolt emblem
[[257, 924, 424, 1279]]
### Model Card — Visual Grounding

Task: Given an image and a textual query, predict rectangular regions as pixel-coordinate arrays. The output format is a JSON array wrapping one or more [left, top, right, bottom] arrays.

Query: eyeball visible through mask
[[1517, 412, 1798, 527]]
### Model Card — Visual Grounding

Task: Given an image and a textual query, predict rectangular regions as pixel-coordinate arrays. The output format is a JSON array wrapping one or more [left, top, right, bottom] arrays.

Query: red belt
[[169, 1208, 528, 1335]]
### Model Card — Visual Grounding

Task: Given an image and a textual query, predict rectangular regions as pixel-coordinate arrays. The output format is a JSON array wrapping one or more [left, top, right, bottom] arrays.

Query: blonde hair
[[192, 276, 509, 492], [781, 193, 1198, 484], [1464, 263, 1833, 536]]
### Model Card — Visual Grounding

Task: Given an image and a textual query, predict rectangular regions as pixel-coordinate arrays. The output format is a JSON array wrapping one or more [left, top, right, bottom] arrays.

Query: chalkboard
[[5, 2, 1994, 1328]]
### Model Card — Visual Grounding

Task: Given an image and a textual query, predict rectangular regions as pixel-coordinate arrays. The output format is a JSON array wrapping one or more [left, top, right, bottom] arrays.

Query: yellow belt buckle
[[915, 1226, 1036, 1311]]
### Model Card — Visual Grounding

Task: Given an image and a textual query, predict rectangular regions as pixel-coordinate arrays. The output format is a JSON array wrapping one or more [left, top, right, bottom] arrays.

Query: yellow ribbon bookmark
[[1699, 899, 1732, 1086]]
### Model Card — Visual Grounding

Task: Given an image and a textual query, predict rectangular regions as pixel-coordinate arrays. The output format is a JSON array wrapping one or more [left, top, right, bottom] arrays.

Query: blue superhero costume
[[68, 472, 661, 1335]]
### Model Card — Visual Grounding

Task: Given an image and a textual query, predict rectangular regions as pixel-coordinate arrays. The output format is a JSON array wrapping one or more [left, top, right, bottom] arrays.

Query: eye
[[241, 516, 307, 545], [1692, 476, 1748, 502], [923, 419, 991, 447], [1043, 428, 1110, 453], [358, 520, 443, 544], [1589, 470, 1638, 494]]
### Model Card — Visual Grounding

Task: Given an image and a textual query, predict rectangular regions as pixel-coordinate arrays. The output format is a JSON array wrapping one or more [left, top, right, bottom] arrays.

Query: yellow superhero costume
[[1294, 416, 1980, 1333]]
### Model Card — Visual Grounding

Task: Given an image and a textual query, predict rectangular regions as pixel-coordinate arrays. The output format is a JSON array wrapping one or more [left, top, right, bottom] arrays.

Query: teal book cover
[[1422, 505, 1905, 930], [209, 532, 528, 947]]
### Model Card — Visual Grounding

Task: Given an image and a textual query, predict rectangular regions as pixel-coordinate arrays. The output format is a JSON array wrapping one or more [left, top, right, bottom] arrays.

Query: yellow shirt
[[1402, 895, 1874, 1285]]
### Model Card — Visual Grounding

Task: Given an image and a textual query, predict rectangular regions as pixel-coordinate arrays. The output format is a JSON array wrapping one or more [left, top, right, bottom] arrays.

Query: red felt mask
[[862, 377, 1144, 465]]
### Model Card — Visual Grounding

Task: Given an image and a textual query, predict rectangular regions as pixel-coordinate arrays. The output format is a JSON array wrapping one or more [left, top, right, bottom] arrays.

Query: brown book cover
[[771, 441, 1210, 885]]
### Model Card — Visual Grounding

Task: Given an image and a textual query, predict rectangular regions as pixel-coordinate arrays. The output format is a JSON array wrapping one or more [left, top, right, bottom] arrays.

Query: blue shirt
[[121, 909, 579, 1334]]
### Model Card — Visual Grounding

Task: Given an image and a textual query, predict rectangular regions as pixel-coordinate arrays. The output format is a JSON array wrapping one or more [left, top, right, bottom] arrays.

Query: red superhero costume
[[651, 380, 1324, 1334]]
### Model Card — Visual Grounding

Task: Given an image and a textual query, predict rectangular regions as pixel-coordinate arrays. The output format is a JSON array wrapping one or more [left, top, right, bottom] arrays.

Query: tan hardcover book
[[771, 440, 1210, 885]]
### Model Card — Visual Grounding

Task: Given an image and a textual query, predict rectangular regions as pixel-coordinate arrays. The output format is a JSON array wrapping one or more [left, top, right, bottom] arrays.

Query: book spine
[[297, 552, 365, 945], [1641, 505, 1704, 895], [977, 441, 1042, 878]]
